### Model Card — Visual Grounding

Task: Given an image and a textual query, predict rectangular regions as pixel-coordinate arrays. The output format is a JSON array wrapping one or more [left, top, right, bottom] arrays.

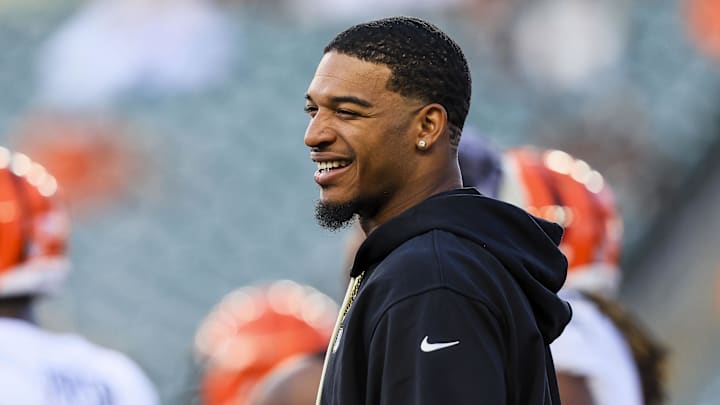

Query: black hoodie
[[319, 188, 571, 405]]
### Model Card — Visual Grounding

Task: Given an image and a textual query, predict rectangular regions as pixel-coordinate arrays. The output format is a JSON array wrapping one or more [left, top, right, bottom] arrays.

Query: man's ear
[[415, 103, 448, 151]]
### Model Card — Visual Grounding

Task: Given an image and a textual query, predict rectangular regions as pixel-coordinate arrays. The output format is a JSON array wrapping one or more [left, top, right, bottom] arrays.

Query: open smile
[[317, 160, 350, 173], [313, 159, 352, 186]]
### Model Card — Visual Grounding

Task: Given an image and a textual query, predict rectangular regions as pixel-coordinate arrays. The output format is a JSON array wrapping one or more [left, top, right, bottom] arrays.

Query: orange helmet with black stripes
[[194, 280, 337, 405], [500, 147, 623, 295], [0, 147, 70, 297]]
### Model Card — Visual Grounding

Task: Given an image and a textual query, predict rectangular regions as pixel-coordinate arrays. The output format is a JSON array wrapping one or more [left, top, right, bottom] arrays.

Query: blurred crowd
[[0, 0, 719, 404]]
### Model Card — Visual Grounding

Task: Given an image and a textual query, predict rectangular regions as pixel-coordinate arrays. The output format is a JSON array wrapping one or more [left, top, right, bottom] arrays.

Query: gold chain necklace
[[341, 270, 365, 322], [315, 270, 366, 405]]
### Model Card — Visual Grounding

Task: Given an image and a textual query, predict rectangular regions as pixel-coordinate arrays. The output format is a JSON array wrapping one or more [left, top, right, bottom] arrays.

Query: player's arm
[[365, 288, 506, 405]]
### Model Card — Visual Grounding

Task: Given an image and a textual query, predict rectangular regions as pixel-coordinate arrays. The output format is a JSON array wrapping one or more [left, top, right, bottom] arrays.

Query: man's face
[[304, 52, 421, 228]]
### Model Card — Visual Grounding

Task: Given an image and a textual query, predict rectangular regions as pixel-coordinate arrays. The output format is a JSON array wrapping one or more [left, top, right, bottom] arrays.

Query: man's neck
[[360, 173, 462, 235]]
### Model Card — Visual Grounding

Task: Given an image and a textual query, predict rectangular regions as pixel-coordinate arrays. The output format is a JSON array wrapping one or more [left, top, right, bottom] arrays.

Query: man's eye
[[336, 109, 359, 117], [304, 105, 318, 115]]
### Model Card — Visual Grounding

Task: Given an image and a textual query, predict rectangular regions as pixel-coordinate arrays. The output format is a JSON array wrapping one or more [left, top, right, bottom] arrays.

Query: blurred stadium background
[[0, 0, 718, 403]]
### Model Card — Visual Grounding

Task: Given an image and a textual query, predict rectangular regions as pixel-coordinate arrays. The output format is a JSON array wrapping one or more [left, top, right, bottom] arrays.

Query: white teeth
[[316, 160, 349, 172]]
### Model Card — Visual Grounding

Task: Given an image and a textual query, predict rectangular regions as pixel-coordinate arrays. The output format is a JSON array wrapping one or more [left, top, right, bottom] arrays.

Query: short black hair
[[324, 16, 471, 144]]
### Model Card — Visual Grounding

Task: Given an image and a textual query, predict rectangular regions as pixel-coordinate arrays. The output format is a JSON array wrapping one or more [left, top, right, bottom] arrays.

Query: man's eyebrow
[[330, 96, 373, 108], [304, 94, 373, 108]]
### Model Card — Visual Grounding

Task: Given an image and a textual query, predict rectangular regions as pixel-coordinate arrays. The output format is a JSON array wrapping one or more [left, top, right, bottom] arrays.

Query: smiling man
[[304, 17, 572, 405]]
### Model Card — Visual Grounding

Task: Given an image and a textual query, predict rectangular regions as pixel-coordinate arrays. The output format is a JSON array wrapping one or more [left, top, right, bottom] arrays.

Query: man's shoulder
[[389, 229, 509, 281], [0, 319, 157, 402], [2, 324, 144, 375], [365, 229, 512, 309]]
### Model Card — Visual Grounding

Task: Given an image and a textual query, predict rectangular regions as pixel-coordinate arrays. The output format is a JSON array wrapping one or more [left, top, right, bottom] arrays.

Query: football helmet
[[500, 147, 622, 295], [195, 280, 337, 405], [0, 147, 70, 297]]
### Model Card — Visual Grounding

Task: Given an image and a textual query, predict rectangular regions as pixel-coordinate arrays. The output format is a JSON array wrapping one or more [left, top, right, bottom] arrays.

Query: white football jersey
[[551, 290, 643, 405], [0, 318, 158, 405]]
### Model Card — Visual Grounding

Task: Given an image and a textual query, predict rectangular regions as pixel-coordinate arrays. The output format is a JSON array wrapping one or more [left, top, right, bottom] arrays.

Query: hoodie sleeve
[[365, 288, 507, 405]]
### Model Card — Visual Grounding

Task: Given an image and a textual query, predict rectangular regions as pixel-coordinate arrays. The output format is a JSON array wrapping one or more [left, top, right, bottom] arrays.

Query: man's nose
[[304, 110, 337, 148]]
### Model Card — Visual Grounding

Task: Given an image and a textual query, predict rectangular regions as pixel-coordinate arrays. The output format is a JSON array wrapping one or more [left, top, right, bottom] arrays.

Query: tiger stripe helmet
[[500, 147, 623, 296], [0, 147, 70, 297], [195, 280, 337, 405]]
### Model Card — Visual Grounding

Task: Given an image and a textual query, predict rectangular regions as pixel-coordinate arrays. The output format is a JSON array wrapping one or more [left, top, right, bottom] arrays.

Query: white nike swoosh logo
[[420, 336, 460, 352]]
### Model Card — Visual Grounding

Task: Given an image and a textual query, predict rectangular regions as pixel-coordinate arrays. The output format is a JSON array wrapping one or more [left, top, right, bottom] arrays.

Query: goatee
[[315, 200, 357, 230]]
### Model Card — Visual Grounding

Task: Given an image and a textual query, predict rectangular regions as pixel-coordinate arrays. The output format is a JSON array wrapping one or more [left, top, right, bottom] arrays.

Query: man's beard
[[315, 200, 358, 230]]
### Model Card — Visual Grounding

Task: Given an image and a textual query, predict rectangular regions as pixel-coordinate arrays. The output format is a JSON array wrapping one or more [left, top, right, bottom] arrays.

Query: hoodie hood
[[352, 188, 571, 343]]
